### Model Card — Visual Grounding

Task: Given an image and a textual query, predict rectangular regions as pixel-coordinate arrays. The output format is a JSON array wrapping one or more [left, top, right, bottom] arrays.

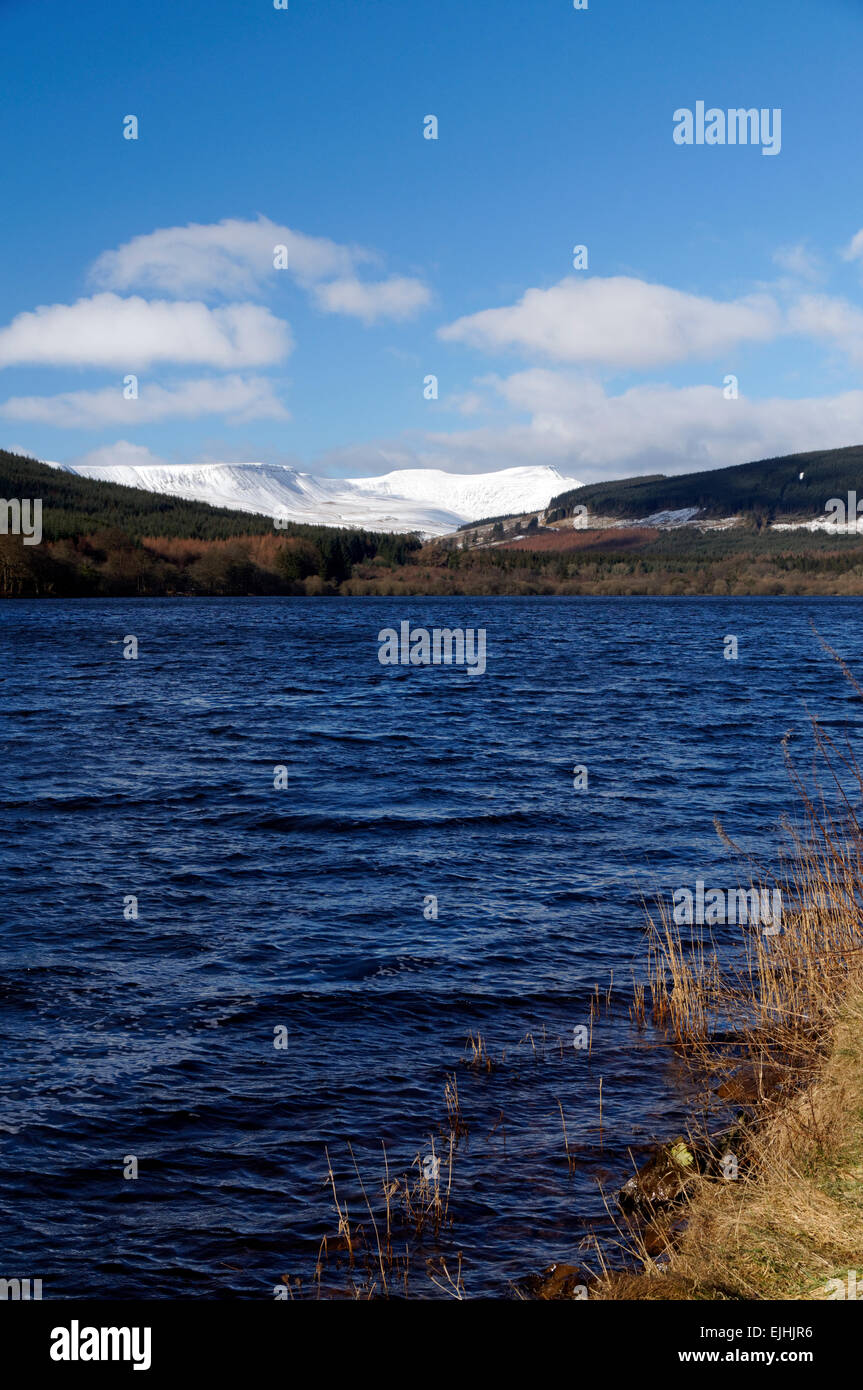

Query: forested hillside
[[547, 444, 863, 523], [0, 449, 420, 597]]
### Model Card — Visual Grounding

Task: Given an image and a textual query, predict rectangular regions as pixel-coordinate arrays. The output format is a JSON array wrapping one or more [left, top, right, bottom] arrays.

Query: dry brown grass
[[596, 649, 863, 1300], [594, 986, 863, 1299]]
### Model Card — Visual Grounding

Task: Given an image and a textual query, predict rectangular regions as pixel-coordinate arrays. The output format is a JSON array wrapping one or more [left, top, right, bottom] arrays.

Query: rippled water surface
[[2, 596, 862, 1297]]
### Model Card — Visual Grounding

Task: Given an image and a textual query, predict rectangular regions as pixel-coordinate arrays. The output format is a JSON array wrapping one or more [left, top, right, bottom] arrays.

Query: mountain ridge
[[49, 458, 571, 537]]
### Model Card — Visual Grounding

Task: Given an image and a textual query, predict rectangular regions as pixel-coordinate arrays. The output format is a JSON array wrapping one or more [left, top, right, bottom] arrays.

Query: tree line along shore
[[7, 447, 863, 597]]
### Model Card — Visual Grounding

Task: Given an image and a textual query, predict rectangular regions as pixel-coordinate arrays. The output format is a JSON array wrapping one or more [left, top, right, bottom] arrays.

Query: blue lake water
[[1, 595, 862, 1298]]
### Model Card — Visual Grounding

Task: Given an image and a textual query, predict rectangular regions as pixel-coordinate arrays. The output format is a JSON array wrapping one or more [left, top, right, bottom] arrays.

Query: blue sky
[[2, 0, 863, 482]]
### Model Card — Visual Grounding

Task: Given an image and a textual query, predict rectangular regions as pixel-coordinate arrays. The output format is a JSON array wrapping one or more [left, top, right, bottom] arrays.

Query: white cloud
[[71, 440, 170, 472], [842, 228, 863, 263], [90, 216, 367, 297], [319, 372, 863, 482], [89, 216, 431, 321], [439, 275, 781, 368], [448, 389, 487, 416], [0, 294, 292, 369], [481, 371, 863, 475], [786, 293, 863, 366], [0, 375, 288, 428], [773, 243, 822, 281], [311, 275, 432, 323]]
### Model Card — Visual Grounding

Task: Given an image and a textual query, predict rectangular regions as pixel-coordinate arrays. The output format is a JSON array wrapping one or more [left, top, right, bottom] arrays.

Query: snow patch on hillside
[[48, 459, 573, 537]]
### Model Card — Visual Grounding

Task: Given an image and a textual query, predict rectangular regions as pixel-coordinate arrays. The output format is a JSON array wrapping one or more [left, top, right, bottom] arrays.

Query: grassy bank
[[594, 667, 863, 1301], [597, 987, 863, 1300]]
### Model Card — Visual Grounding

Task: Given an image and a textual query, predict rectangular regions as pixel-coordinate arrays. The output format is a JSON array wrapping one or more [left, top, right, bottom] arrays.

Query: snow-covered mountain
[[50, 459, 573, 536]]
